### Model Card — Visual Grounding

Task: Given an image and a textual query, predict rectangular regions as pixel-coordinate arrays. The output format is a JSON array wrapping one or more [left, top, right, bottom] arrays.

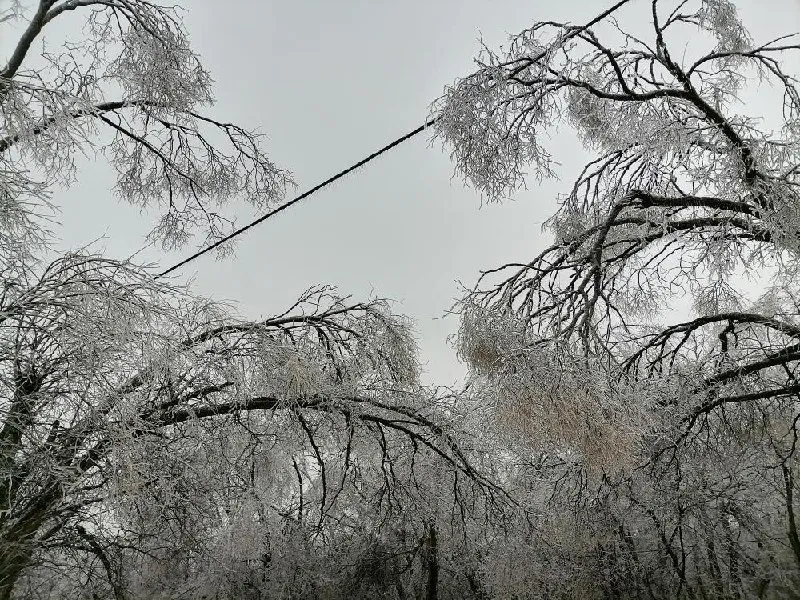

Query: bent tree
[[0, 2, 498, 598], [436, 0, 800, 597]]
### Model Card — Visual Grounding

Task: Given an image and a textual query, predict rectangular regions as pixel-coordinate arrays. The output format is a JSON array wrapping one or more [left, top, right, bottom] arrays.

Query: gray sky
[[48, 0, 800, 386]]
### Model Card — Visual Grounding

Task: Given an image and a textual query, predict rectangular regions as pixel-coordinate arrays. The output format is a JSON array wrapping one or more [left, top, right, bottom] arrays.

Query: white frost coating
[[468, 338, 661, 474], [441, 1, 800, 500], [431, 34, 561, 201], [698, 0, 752, 53], [457, 302, 528, 373], [108, 25, 213, 111], [0, 1, 293, 253]]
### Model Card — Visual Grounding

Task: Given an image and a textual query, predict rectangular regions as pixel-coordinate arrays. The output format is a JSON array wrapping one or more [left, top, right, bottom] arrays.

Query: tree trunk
[[0, 544, 30, 600], [0, 481, 65, 600], [424, 523, 438, 600], [783, 465, 800, 569]]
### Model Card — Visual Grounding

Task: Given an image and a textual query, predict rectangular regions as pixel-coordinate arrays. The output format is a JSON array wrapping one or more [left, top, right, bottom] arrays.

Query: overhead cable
[[158, 0, 633, 279], [157, 118, 438, 278]]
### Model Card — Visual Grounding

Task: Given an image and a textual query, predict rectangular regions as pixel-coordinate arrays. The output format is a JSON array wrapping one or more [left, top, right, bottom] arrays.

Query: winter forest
[[1, 0, 800, 598]]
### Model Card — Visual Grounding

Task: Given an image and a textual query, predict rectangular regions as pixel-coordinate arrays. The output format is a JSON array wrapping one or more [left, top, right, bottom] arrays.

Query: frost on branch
[[698, 0, 752, 54], [439, 0, 800, 352], [0, 0, 292, 253], [431, 32, 563, 201], [458, 303, 658, 473], [457, 302, 527, 373], [0, 2, 508, 597], [106, 14, 213, 110], [0, 251, 497, 596], [442, 7, 800, 587]]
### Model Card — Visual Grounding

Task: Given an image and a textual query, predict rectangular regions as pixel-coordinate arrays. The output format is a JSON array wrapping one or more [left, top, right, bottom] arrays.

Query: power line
[[157, 0, 633, 279], [156, 117, 438, 279]]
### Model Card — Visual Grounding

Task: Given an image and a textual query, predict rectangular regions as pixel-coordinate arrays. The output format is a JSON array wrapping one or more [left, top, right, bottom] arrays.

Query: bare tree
[[0, 0, 292, 261], [1, 258, 495, 598], [436, 0, 800, 596], [0, 2, 501, 598]]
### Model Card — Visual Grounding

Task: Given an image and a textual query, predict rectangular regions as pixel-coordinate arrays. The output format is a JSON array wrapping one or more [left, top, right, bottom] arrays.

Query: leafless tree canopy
[[3, 0, 800, 598], [0, 2, 502, 598], [436, 0, 800, 596]]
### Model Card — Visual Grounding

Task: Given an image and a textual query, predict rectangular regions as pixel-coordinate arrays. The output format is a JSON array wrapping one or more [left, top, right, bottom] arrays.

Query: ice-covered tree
[[0, 2, 499, 598], [436, 0, 800, 596]]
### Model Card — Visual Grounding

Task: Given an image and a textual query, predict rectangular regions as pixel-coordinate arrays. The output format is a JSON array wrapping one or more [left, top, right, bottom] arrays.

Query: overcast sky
[[43, 0, 800, 386]]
